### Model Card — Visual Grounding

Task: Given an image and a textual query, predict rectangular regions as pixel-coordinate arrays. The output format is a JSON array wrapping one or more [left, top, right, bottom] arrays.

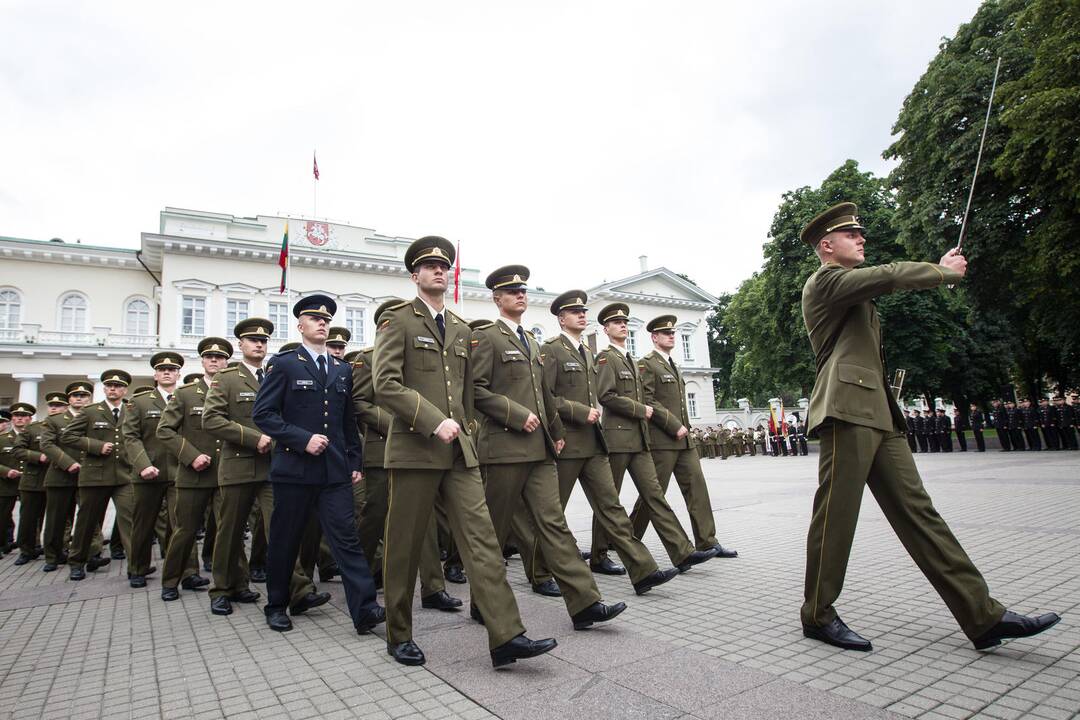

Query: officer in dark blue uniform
[[253, 294, 384, 635]]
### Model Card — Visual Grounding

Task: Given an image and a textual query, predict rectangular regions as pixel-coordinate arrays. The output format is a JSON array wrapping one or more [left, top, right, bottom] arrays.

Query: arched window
[[58, 293, 88, 332], [125, 298, 151, 335], [0, 289, 20, 329]]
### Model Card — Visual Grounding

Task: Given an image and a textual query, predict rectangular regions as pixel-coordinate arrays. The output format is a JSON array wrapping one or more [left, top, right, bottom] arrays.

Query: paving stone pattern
[[0, 450, 1076, 719]]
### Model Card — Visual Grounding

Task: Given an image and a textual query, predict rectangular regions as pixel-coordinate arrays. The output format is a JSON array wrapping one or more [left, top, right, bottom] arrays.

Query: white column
[[12, 373, 44, 406], [88, 374, 105, 402]]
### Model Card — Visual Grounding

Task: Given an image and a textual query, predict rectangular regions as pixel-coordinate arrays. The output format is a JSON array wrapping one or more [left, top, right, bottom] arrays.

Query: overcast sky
[[2, 1, 981, 296]]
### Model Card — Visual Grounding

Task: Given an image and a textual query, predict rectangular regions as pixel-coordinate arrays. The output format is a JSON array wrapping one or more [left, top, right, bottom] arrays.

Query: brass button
[[323, 424, 328, 429], [445, 366, 450, 371]]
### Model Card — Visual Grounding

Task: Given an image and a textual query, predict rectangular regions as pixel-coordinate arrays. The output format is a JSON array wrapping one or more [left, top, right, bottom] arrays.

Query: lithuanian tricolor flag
[[278, 221, 289, 293]]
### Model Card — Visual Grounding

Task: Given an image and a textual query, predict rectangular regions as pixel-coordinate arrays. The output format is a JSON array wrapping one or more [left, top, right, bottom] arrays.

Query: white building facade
[[1, 207, 722, 424]]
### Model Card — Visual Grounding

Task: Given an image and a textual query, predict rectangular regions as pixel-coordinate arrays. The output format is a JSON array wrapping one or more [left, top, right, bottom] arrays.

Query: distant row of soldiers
[[902, 396, 1079, 454], [691, 423, 810, 460]]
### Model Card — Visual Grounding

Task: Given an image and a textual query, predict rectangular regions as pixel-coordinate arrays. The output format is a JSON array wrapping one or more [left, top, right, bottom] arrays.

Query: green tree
[[705, 292, 736, 407]]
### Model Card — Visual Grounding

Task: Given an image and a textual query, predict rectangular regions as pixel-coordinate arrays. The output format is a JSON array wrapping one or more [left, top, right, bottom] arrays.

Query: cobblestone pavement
[[0, 449, 1076, 719]]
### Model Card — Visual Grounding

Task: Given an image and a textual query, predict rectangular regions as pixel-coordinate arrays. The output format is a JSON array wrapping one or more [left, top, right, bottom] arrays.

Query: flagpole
[[286, 219, 292, 342]]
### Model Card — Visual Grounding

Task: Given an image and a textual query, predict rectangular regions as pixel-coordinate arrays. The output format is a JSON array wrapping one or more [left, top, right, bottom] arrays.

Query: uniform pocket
[[413, 338, 438, 371]]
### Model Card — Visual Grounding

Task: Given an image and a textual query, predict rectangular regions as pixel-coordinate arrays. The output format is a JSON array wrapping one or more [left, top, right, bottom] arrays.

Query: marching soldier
[[1037, 398, 1059, 451], [39, 384, 89, 571], [969, 403, 986, 452], [797, 201, 1058, 652], [543, 289, 681, 588], [156, 337, 232, 600], [990, 399, 1011, 451], [123, 351, 200, 588], [11, 403, 48, 565], [202, 318, 324, 618], [595, 301, 718, 573], [0, 411, 23, 555], [60, 370, 136, 581], [630, 315, 736, 557], [372, 237, 556, 667]]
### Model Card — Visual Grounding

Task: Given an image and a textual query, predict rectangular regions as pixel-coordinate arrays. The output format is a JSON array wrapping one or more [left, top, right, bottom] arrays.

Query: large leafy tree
[[886, 0, 1080, 395]]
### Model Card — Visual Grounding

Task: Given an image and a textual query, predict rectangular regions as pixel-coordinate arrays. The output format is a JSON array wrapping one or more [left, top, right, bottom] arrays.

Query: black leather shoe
[[633, 567, 679, 595], [355, 605, 386, 634], [319, 565, 340, 583], [229, 589, 261, 603], [443, 565, 466, 584], [388, 641, 425, 666], [181, 574, 210, 590], [42, 563, 58, 572], [470, 604, 485, 625], [129, 575, 147, 589], [677, 548, 717, 572], [491, 634, 558, 668], [87, 556, 110, 571], [161, 587, 180, 601], [571, 601, 627, 630], [210, 596, 233, 616], [290, 591, 331, 615], [579, 550, 591, 562], [973, 610, 1061, 650], [13, 553, 31, 566], [803, 616, 872, 651], [265, 607, 293, 632], [590, 556, 627, 576], [69, 567, 86, 581], [202, 560, 212, 573], [249, 567, 267, 583], [421, 590, 463, 611], [709, 544, 738, 558], [532, 579, 562, 597], [111, 550, 126, 560], [32, 546, 43, 559]]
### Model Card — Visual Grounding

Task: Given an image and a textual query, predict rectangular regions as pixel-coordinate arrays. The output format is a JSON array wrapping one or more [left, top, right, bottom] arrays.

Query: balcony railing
[[37, 331, 98, 345], [108, 333, 158, 348], [0, 325, 159, 349]]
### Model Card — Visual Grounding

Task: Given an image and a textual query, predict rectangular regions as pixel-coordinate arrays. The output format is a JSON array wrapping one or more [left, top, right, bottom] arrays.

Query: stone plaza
[[0, 449, 1076, 720]]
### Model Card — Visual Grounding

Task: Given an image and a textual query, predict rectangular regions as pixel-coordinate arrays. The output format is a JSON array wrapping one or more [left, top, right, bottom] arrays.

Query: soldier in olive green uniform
[[595, 302, 717, 572], [630, 317, 736, 558], [542, 289, 681, 591], [124, 351, 199, 587], [373, 238, 556, 668], [39, 384, 90, 570], [11, 403, 48, 564], [798, 202, 1059, 652], [202, 318, 321, 617], [0, 411, 24, 553], [157, 337, 233, 600], [61, 370, 136, 580]]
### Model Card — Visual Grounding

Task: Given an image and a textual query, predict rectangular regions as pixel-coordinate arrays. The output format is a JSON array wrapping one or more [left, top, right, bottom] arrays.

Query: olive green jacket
[[638, 350, 692, 451], [596, 345, 650, 454], [60, 401, 132, 487], [40, 410, 80, 489], [202, 365, 270, 486], [0, 430, 20, 498], [123, 389, 176, 484], [803, 261, 960, 435], [157, 378, 222, 489], [472, 319, 563, 464], [372, 297, 478, 470], [351, 348, 392, 469], [13, 422, 49, 491], [542, 334, 606, 459]]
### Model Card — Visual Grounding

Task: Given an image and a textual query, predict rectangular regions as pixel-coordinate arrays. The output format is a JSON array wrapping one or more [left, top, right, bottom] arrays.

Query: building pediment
[[589, 267, 718, 308]]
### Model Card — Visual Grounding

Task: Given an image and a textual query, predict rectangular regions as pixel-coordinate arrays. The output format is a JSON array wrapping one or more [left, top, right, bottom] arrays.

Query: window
[[344, 307, 365, 346], [681, 332, 693, 362], [687, 392, 698, 418], [181, 296, 206, 336], [268, 302, 288, 339], [125, 298, 151, 335], [531, 325, 545, 344], [226, 299, 249, 332], [626, 329, 637, 356], [0, 289, 20, 329], [59, 293, 88, 332]]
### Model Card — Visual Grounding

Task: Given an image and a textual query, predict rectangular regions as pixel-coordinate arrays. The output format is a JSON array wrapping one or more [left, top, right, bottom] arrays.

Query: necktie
[[112, 407, 119, 423], [317, 355, 327, 385], [256, 368, 264, 384], [516, 326, 530, 357], [578, 344, 588, 363], [167, 394, 173, 403], [669, 357, 679, 375], [435, 313, 446, 340]]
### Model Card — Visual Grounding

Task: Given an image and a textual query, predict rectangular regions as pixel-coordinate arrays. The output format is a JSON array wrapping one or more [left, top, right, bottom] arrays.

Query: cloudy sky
[[2, 1, 981, 297]]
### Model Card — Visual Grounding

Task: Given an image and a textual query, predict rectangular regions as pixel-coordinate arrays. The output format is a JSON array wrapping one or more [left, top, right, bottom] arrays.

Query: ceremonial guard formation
[[2, 226, 1068, 672]]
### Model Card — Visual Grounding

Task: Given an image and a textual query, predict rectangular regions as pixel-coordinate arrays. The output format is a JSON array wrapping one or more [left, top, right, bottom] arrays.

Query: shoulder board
[[178, 381, 199, 390], [361, 346, 374, 353], [133, 390, 153, 398], [216, 366, 239, 375], [472, 322, 494, 331], [387, 301, 411, 312], [351, 360, 365, 369], [447, 308, 466, 323], [542, 336, 559, 346]]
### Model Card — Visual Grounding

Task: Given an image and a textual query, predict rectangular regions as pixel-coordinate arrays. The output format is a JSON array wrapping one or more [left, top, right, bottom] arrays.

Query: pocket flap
[[837, 363, 879, 389], [414, 337, 438, 351]]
